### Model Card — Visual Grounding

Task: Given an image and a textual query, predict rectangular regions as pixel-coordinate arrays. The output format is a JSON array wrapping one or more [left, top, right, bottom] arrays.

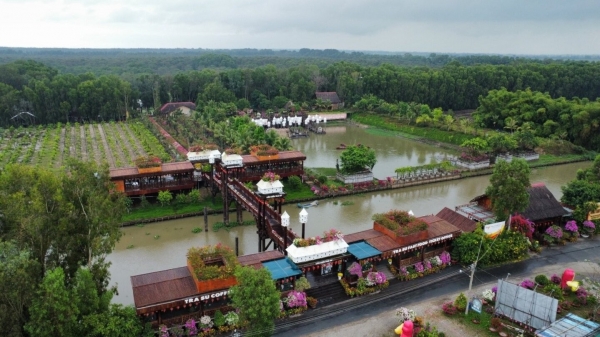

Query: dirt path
[[69, 126, 76, 158], [88, 124, 102, 164], [55, 127, 66, 169], [80, 125, 88, 162], [30, 130, 45, 165], [110, 123, 135, 167], [114, 123, 138, 166], [97, 124, 116, 168], [122, 123, 147, 157]]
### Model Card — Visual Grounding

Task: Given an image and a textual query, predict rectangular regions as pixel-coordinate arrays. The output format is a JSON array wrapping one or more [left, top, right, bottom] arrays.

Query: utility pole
[[465, 262, 477, 315]]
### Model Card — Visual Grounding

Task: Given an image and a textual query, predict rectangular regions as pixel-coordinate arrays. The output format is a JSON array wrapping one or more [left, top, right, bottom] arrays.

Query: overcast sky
[[2, 0, 599, 55]]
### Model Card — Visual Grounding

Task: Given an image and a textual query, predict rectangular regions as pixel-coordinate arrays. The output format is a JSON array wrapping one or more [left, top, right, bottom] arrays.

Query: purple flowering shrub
[[366, 271, 387, 286], [286, 290, 307, 308], [492, 286, 498, 294], [424, 260, 432, 270], [550, 274, 561, 284], [440, 251, 451, 264], [414, 262, 424, 273], [399, 266, 409, 275], [348, 262, 363, 277], [565, 220, 578, 232], [544, 225, 563, 243], [520, 279, 535, 289], [583, 220, 596, 234], [576, 287, 588, 304], [185, 319, 198, 336]]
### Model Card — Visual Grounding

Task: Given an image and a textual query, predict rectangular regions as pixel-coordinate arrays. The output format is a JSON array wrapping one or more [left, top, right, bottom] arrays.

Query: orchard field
[[0, 121, 171, 169]]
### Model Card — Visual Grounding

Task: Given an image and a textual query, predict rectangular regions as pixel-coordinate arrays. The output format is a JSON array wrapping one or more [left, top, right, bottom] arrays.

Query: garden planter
[[187, 259, 237, 293], [373, 222, 429, 245], [255, 154, 279, 161], [137, 166, 162, 174]]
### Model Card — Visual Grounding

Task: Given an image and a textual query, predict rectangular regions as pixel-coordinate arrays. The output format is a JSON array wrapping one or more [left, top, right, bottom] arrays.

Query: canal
[[108, 125, 591, 305]]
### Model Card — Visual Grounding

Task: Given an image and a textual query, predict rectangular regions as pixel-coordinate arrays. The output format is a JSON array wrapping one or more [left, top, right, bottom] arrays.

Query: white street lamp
[[299, 208, 308, 238], [281, 211, 290, 227]]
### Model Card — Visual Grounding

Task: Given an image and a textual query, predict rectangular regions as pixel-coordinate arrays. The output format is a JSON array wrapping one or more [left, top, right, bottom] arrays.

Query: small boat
[[297, 200, 319, 208], [336, 143, 347, 150]]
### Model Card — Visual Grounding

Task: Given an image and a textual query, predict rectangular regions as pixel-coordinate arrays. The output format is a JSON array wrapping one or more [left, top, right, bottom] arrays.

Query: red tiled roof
[[159, 102, 196, 114], [436, 207, 477, 233]]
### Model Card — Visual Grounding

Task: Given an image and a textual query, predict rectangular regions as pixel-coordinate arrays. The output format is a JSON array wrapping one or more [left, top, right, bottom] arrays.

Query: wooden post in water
[[235, 237, 239, 256], [203, 207, 208, 232]]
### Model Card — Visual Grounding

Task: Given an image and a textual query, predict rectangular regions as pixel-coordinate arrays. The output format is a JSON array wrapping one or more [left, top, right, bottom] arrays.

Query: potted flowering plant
[[543, 225, 563, 245], [582, 220, 595, 237], [564, 220, 579, 241], [262, 171, 281, 182]]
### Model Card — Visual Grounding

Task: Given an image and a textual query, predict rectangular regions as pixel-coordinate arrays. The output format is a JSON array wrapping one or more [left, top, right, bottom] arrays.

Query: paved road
[[272, 237, 600, 336]]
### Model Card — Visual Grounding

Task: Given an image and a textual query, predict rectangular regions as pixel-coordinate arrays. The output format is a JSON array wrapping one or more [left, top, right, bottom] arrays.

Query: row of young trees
[[0, 160, 144, 336], [2, 58, 600, 127]]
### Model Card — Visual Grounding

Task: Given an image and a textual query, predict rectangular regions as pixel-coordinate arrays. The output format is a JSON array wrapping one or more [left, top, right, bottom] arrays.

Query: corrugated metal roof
[[345, 229, 401, 254], [315, 92, 342, 104], [237, 250, 283, 270], [436, 207, 478, 232], [348, 241, 381, 260], [420, 215, 462, 238], [263, 257, 302, 280], [536, 313, 600, 337], [344, 229, 383, 243], [131, 267, 197, 310], [242, 151, 306, 165], [109, 161, 194, 179]]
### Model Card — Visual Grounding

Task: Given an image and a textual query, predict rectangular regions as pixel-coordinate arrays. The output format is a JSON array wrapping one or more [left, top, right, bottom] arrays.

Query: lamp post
[[281, 211, 290, 255], [299, 208, 308, 239]]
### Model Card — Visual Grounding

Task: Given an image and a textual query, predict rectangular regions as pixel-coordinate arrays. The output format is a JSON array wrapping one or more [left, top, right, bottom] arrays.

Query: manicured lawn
[[122, 197, 224, 222]]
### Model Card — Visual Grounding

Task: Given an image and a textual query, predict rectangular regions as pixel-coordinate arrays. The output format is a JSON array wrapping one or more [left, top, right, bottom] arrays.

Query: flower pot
[[498, 332, 508, 337], [489, 327, 497, 333], [581, 233, 590, 238]]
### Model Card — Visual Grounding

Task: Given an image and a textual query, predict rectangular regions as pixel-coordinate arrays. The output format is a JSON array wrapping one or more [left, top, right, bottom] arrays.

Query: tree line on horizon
[[0, 58, 600, 143]]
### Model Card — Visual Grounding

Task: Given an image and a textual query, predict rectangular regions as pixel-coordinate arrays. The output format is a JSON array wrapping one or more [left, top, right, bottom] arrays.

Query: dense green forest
[[2, 56, 600, 124], [2, 47, 600, 75], [473, 88, 600, 151]]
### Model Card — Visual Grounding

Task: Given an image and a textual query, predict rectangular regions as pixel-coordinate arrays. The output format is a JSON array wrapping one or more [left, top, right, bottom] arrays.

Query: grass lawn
[[122, 197, 224, 222], [283, 183, 316, 200]]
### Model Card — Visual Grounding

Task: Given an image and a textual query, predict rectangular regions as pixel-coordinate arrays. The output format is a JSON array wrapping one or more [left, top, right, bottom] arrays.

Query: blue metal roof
[[263, 258, 302, 280], [536, 313, 600, 337], [348, 241, 381, 260]]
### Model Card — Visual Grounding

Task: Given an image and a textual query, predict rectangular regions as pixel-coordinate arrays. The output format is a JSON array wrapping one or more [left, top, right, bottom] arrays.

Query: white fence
[[336, 171, 373, 184]]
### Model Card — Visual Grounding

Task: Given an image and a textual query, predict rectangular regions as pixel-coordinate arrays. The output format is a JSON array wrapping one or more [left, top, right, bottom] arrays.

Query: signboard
[[484, 221, 505, 239], [392, 234, 453, 254], [470, 298, 482, 313], [587, 202, 600, 221]]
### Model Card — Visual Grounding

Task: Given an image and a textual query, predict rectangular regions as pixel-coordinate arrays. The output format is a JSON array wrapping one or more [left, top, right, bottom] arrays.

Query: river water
[[107, 125, 591, 305]]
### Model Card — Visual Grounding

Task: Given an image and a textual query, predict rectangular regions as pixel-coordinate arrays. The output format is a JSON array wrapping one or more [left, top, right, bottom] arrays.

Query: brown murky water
[[108, 125, 591, 305]]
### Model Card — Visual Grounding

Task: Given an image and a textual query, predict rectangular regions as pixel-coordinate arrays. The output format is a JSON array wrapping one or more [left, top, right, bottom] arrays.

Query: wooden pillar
[[223, 169, 229, 225], [236, 202, 243, 224], [203, 206, 208, 232]]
